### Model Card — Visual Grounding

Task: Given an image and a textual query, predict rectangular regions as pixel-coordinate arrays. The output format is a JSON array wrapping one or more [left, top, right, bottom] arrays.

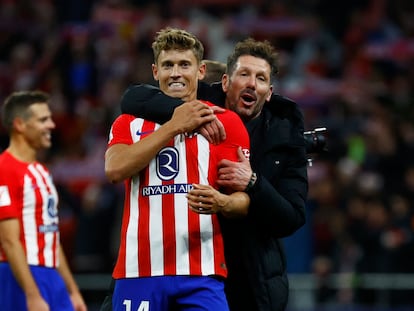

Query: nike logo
[[136, 130, 155, 136]]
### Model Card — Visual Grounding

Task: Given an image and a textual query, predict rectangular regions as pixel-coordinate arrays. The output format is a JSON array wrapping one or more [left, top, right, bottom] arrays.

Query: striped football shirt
[[108, 102, 250, 279], [0, 151, 60, 267]]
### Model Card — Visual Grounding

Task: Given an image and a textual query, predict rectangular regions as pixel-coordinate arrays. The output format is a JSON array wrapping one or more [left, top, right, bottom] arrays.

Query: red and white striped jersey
[[0, 151, 60, 268], [108, 102, 250, 279]]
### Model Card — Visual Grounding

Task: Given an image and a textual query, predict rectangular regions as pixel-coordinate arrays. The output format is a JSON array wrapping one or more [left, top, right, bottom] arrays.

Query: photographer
[[121, 38, 308, 311]]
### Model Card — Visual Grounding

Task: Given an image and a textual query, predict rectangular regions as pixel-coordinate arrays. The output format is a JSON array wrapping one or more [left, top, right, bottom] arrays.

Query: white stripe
[[125, 176, 139, 277], [175, 135, 190, 275], [22, 173, 38, 265], [197, 135, 215, 275], [138, 123, 165, 275], [124, 118, 145, 277], [35, 164, 58, 267], [149, 158, 164, 275], [130, 118, 145, 142]]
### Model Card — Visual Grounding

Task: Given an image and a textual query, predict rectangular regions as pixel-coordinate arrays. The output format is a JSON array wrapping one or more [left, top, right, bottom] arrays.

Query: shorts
[[0, 262, 74, 311], [112, 275, 229, 311]]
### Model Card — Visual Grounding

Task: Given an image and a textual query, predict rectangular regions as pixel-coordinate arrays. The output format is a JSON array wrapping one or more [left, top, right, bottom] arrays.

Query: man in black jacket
[[120, 38, 308, 311]]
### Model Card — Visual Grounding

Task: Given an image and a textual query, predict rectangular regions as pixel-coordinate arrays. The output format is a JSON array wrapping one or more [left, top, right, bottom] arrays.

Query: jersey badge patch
[[0, 185, 11, 207]]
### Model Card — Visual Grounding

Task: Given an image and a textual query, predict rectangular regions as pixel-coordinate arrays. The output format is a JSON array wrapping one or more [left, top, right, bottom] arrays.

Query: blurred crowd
[[1, 0, 414, 309]]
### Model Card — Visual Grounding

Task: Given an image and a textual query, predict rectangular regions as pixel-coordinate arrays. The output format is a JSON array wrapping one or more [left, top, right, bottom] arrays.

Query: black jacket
[[120, 83, 308, 311]]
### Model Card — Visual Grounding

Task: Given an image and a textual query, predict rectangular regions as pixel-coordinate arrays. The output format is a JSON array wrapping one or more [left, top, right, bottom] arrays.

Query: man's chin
[[165, 89, 186, 99]]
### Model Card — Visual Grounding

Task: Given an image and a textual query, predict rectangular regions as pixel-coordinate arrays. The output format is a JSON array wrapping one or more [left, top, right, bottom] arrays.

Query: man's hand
[[217, 147, 252, 191], [26, 294, 50, 311], [198, 118, 226, 145], [198, 105, 226, 144], [71, 291, 88, 311], [187, 184, 250, 218], [187, 184, 227, 214], [170, 100, 216, 134]]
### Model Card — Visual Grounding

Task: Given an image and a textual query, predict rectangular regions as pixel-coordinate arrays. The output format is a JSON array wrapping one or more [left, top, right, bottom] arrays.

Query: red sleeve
[[215, 109, 250, 162], [0, 157, 22, 220], [0, 185, 18, 220], [107, 114, 136, 148]]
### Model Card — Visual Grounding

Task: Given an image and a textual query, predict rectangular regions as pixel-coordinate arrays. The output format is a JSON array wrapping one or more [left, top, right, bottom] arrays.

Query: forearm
[[0, 219, 42, 299], [57, 246, 80, 296], [58, 246, 87, 310], [120, 84, 182, 123], [248, 172, 307, 237], [120, 83, 225, 121], [105, 120, 181, 183], [1, 238, 42, 298], [219, 191, 250, 218], [187, 184, 250, 218]]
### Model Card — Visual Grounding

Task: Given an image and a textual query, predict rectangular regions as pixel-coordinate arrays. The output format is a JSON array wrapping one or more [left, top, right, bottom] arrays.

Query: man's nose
[[48, 119, 56, 129], [246, 75, 256, 88], [171, 64, 180, 77]]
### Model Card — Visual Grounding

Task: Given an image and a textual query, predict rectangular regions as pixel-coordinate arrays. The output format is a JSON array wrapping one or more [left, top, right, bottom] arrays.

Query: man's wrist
[[245, 172, 257, 192]]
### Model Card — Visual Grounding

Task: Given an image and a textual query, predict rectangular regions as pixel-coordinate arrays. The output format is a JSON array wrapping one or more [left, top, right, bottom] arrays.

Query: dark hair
[[226, 38, 279, 81], [152, 27, 204, 64], [1, 90, 49, 132]]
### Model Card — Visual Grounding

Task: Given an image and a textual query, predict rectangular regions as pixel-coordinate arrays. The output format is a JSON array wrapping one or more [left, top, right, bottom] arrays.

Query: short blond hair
[[152, 27, 204, 64]]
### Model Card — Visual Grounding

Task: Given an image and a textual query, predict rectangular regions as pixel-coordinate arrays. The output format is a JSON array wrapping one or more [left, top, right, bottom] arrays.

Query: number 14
[[123, 299, 149, 311]]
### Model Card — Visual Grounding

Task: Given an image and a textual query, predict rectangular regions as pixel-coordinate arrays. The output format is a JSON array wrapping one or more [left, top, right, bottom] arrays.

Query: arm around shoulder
[[120, 84, 183, 123]]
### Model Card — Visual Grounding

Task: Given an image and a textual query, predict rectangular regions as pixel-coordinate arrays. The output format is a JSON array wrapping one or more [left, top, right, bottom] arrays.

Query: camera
[[304, 127, 327, 154]]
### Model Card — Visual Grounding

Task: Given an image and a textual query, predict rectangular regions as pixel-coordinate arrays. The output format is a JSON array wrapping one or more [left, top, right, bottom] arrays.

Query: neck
[[7, 138, 37, 163]]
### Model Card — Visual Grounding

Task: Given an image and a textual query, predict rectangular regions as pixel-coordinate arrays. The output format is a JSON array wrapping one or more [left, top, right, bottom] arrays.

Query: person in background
[[0, 90, 87, 311], [201, 59, 226, 84], [105, 27, 250, 311], [121, 37, 308, 311]]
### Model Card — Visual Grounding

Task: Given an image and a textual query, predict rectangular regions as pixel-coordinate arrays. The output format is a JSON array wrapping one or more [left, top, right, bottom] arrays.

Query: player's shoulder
[[0, 151, 15, 167], [112, 113, 148, 126], [218, 108, 243, 126], [0, 152, 25, 182], [201, 100, 242, 124]]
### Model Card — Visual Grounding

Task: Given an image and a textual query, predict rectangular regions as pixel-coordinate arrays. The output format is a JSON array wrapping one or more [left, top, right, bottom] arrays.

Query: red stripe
[[186, 137, 202, 275], [212, 215, 226, 276], [138, 170, 151, 275], [137, 121, 155, 276], [17, 174, 27, 261], [161, 137, 177, 275], [113, 179, 131, 278], [162, 176, 176, 275], [32, 171, 45, 266], [37, 164, 59, 267]]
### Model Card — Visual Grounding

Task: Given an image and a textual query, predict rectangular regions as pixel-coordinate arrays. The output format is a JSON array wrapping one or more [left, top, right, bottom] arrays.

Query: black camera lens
[[304, 127, 327, 154]]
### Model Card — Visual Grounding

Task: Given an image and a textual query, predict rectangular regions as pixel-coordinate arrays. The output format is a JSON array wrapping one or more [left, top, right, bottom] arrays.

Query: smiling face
[[152, 49, 205, 101], [22, 103, 55, 150], [222, 55, 273, 122]]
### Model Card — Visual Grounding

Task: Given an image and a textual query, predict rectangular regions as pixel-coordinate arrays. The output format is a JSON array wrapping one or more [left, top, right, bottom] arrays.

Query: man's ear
[[152, 63, 158, 81], [198, 62, 206, 80], [266, 85, 273, 102], [221, 74, 229, 92], [13, 117, 25, 133]]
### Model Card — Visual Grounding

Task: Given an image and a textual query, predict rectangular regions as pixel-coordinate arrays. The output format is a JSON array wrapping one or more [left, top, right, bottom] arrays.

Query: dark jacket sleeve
[[120, 84, 183, 124], [120, 82, 225, 123], [247, 95, 308, 238]]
